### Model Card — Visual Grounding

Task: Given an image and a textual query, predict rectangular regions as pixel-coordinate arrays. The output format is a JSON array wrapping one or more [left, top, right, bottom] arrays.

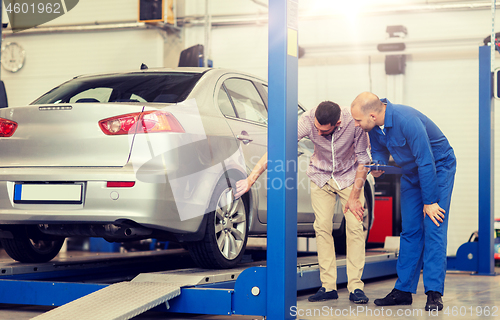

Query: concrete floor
[[0, 250, 498, 320]]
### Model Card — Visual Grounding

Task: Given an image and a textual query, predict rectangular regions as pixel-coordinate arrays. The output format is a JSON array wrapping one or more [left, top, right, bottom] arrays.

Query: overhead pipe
[[2, 21, 180, 36]]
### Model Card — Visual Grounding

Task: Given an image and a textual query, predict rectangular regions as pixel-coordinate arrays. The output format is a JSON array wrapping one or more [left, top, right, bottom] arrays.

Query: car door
[[217, 77, 269, 222], [257, 86, 314, 224]]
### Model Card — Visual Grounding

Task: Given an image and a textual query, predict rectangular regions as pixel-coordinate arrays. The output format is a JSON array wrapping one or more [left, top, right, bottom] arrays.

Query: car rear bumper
[[0, 166, 210, 234]]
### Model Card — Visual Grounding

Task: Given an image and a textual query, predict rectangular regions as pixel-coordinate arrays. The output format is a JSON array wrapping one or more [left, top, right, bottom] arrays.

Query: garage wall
[[183, 0, 500, 255], [0, 0, 496, 255], [1, 0, 165, 107]]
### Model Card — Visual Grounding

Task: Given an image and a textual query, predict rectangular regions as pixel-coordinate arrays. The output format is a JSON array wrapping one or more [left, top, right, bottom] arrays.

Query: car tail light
[[0, 118, 18, 137], [99, 111, 184, 135], [107, 181, 136, 188], [99, 113, 139, 135]]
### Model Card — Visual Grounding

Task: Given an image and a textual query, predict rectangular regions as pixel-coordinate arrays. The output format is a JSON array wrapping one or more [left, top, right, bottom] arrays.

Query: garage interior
[[0, 0, 499, 319]]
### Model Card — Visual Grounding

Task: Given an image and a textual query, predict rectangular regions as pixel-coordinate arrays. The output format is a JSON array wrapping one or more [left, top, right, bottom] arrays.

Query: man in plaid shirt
[[235, 101, 371, 303]]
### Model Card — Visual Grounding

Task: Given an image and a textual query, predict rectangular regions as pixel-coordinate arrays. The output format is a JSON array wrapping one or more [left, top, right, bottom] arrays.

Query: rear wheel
[[0, 226, 65, 263], [188, 177, 248, 269]]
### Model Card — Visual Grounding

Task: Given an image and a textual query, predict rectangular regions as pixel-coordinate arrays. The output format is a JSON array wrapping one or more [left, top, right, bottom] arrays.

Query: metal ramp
[[31, 274, 206, 320], [29, 266, 254, 320]]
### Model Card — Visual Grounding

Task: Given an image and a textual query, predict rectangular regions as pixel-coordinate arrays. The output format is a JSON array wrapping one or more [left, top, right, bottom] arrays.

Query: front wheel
[[188, 177, 249, 269], [0, 226, 65, 263]]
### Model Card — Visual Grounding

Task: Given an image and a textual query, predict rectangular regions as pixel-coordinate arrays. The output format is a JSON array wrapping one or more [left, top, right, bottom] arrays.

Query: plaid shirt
[[298, 106, 371, 189]]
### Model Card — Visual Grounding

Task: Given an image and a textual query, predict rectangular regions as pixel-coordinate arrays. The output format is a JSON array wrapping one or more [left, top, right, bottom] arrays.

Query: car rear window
[[31, 72, 203, 105]]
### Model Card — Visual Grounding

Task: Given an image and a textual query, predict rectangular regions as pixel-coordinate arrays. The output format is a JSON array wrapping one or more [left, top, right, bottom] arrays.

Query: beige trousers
[[310, 178, 366, 293]]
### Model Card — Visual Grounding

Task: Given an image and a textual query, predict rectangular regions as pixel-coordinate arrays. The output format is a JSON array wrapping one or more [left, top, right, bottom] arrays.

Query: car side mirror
[[0, 81, 8, 108]]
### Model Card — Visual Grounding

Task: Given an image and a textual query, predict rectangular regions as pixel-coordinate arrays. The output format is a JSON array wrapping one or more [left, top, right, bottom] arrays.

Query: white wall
[[183, 0, 500, 255], [1, 0, 165, 106]]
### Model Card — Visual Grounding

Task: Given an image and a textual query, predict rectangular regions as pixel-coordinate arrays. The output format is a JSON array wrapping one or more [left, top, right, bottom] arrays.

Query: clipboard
[[364, 164, 403, 174]]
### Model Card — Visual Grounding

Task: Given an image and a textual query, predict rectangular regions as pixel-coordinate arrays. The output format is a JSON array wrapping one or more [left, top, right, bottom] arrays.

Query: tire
[[333, 188, 372, 255], [0, 226, 65, 263], [187, 176, 249, 269]]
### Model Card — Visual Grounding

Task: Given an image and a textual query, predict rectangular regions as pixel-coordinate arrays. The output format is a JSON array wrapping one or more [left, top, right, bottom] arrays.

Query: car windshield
[[31, 72, 203, 105]]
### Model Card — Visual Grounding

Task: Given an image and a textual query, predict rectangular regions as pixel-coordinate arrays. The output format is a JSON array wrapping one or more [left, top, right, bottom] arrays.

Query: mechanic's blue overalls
[[369, 99, 456, 295]]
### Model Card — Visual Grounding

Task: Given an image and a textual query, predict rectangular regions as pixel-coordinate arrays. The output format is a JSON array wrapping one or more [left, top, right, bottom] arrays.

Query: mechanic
[[350, 92, 456, 312], [235, 101, 371, 304]]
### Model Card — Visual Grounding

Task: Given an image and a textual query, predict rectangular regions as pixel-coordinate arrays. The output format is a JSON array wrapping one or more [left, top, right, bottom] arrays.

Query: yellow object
[[287, 28, 298, 57]]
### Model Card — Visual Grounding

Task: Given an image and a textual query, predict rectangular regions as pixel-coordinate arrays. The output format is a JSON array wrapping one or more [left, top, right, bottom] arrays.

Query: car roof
[[72, 67, 267, 83]]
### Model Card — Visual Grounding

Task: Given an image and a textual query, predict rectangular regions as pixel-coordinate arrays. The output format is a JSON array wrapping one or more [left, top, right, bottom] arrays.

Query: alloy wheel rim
[[214, 188, 247, 260]]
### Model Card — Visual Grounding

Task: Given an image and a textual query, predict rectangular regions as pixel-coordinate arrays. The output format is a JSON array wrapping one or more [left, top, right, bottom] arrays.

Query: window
[[262, 84, 307, 118], [218, 86, 237, 117], [224, 79, 267, 125], [32, 73, 203, 105], [69, 88, 112, 103]]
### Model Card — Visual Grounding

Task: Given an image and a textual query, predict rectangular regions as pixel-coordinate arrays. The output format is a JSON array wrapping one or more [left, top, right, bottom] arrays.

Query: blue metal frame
[[0, 257, 398, 316], [477, 45, 496, 276], [0, 280, 106, 306], [447, 45, 496, 275], [267, 0, 299, 319]]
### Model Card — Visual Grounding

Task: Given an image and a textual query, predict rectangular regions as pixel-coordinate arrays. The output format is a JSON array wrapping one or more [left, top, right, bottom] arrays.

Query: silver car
[[0, 68, 375, 268]]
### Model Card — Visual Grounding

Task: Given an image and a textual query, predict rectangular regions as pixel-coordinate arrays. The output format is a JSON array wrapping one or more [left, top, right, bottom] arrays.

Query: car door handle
[[237, 134, 253, 144]]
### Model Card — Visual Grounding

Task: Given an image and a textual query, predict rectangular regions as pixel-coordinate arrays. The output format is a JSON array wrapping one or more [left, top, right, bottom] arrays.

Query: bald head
[[350, 92, 386, 132], [351, 92, 384, 115]]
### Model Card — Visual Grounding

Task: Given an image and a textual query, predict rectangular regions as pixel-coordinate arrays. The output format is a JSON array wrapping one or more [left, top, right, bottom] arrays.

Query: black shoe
[[349, 289, 369, 304], [425, 291, 443, 311], [308, 287, 338, 302], [374, 288, 412, 306]]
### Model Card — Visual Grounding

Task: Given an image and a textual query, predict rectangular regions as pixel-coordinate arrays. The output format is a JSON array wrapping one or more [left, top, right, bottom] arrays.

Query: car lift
[[0, 1, 495, 319], [0, 250, 398, 319]]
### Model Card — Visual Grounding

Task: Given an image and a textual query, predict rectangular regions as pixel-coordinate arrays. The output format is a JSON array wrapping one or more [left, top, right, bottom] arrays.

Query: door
[[217, 78, 269, 222]]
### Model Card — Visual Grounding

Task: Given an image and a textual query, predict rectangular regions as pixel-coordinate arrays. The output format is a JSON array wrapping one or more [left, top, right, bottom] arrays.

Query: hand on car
[[344, 198, 364, 222], [423, 203, 446, 227], [234, 178, 252, 199]]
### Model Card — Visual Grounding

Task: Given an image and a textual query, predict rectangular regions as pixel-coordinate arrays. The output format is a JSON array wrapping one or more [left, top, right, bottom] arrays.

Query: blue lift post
[[447, 45, 497, 275], [477, 45, 496, 276], [267, 0, 299, 319]]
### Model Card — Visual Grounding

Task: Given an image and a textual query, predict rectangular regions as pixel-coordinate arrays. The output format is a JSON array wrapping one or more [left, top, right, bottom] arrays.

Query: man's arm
[[234, 152, 268, 199], [234, 110, 311, 199], [344, 164, 369, 221], [369, 130, 390, 165], [403, 117, 439, 204], [344, 127, 370, 221], [403, 117, 444, 226], [368, 129, 391, 178]]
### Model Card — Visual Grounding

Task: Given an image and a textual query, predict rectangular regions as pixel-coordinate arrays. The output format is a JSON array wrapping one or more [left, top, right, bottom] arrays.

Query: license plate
[[14, 183, 83, 204]]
